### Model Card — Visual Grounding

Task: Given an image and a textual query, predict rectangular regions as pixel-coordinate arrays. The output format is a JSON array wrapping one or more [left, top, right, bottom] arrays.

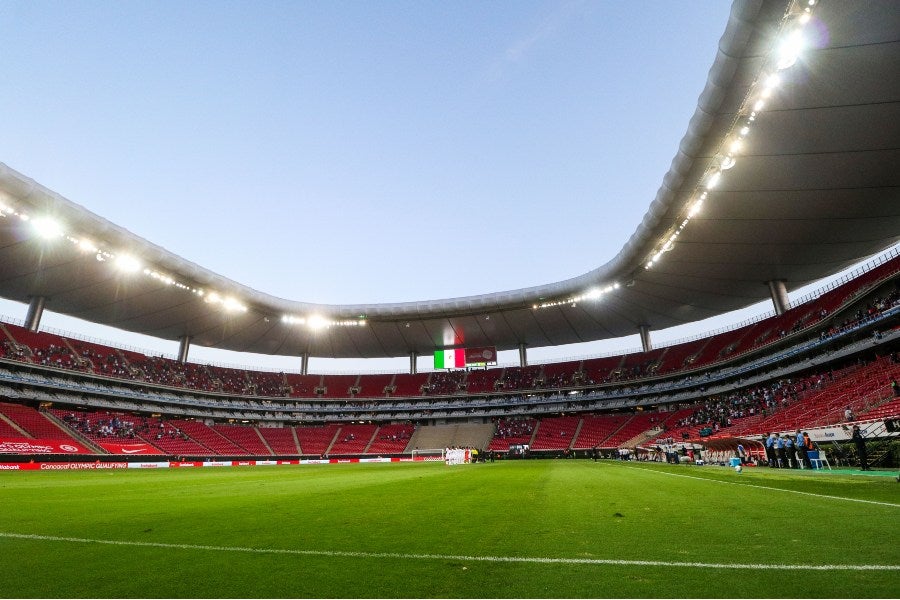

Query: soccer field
[[0, 460, 897, 598]]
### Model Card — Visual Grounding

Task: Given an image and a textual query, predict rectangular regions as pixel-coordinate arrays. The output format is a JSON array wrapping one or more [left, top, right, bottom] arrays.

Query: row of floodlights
[[643, 0, 817, 272], [533, 283, 620, 310], [281, 314, 367, 330], [3, 205, 367, 329]]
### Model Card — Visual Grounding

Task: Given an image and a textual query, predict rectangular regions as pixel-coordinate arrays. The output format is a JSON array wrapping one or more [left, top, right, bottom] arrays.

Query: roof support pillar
[[177, 335, 191, 364], [300, 352, 309, 376], [410, 351, 418, 375], [639, 325, 652, 353], [25, 296, 46, 332], [518, 343, 527, 368], [767, 279, 790, 315]]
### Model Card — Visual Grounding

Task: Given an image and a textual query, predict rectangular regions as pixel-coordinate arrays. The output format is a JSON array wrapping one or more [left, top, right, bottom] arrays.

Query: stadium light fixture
[[307, 315, 328, 331], [639, 0, 818, 279], [31, 216, 64, 240], [114, 254, 141, 273], [776, 29, 805, 70], [75, 238, 98, 253]]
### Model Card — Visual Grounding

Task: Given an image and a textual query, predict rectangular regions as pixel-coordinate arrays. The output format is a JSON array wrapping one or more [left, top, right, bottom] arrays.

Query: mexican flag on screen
[[434, 348, 465, 369]]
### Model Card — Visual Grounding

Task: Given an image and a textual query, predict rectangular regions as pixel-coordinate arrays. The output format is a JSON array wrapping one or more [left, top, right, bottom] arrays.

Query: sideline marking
[[0, 532, 897, 571], [618, 464, 900, 508]]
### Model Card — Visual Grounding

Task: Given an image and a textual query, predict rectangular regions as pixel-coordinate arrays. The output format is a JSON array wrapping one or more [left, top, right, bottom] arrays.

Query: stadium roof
[[0, 0, 898, 360]]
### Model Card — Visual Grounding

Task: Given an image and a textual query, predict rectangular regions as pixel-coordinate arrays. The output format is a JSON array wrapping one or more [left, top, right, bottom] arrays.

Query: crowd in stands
[[61, 412, 143, 440]]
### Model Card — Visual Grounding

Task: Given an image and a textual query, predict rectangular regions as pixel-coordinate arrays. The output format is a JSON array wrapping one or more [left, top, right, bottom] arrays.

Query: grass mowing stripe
[[2, 532, 897, 571], [619, 464, 900, 508]]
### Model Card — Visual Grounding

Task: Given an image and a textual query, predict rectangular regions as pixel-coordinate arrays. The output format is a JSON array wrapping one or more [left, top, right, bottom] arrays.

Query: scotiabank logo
[[0, 464, 20, 470], [60, 445, 80, 453]]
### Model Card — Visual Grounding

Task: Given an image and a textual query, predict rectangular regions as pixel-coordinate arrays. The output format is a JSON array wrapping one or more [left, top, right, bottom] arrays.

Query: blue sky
[[0, 1, 875, 372]]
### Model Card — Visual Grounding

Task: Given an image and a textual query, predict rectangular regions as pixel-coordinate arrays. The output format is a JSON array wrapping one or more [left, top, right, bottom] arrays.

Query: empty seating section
[[466, 369, 501, 394], [0, 410, 28, 437], [487, 418, 536, 451], [427, 371, 465, 395], [295, 424, 340, 456], [581, 356, 622, 385], [656, 408, 696, 431], [0, 402, 77, 440], [366, 423, 414, 454], [212, 425, 271, 455], [357, 374, 394, 397], [573, 414, 631, 449], [530, 415, 580, 450], [321, 375, 359, 399], [135, 417, 210, 455], [329, 423, 377, 454], [691, 328, 747, 369], [618, 348, 666, 380], [655, 339, 705, 374], [391, 373, 429, 396], [542, 361, 581, 388], [174, 420, 248, 455], [726, 319, 774, 358], [259, 427, 300, 455], [861, 397, 900, 420], [602, 412, 664, 447], [499, 366, 543, 390], [284, 374, 322, 398]]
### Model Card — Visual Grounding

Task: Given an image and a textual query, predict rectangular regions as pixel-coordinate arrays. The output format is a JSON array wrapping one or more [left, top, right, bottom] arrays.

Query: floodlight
[[77, 239, 98, 253], [222, 297, 246, 312], [776, 29, 805, 70], [114, 254, 141, 273], [31, 216, 63, 239], [307, 315, 329, 330], [688, 199, 703, 217]]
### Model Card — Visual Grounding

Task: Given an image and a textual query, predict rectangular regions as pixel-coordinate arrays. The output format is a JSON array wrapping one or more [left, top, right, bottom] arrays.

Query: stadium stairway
[[361, 426, 380, 454], [0, 411, 30, 438], [570, 418, 584, 449], [623, 426, 664, 449]]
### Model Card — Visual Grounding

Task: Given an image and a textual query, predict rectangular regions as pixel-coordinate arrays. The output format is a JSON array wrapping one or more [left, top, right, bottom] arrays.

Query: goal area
[[411, 448, 446, 461]]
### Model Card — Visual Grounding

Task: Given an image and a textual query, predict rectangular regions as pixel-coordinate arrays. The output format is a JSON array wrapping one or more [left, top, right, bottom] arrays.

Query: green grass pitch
[[0, 460, 897, 598]]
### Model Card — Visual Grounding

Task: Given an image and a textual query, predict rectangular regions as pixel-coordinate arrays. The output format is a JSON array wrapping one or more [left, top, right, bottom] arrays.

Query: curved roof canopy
[[0, 0, 898, 359]]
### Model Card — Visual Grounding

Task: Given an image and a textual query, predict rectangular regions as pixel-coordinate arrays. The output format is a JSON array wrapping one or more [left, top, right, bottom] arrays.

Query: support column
[[639, 325, 652, 353], [767, 279, 790, 315], [25, 296, 46, 332], [177, 335, 191, 364], [518, 343, 527, 368], [410, 351, 418, 375], [300, 352, 309, 376]]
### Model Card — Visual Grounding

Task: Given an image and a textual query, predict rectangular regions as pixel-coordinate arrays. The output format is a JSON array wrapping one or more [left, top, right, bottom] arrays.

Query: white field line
[[617, 464, 900, 508], [0, 532, 897, 571]]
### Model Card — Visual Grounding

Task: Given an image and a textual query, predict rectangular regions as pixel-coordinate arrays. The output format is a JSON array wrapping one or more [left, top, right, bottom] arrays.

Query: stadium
[[1, 0, 899, 597]]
